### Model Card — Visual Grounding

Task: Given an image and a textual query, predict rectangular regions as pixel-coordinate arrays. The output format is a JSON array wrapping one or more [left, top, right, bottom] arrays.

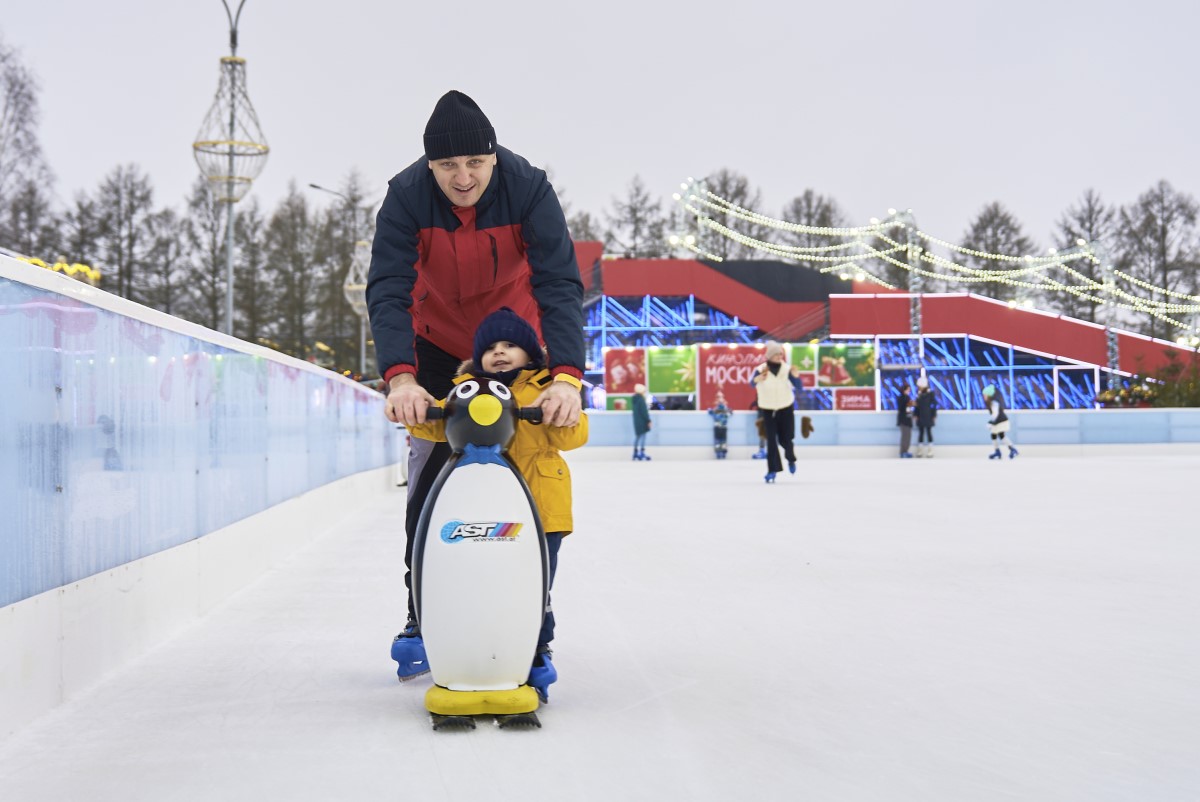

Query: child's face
[[481, 341, 531, 373]]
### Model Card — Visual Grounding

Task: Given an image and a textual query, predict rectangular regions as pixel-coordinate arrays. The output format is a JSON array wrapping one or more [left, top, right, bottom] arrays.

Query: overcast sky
[[4, 0, 1198, 252]]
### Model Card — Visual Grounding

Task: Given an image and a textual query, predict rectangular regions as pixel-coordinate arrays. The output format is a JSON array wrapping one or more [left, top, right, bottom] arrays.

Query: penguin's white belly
[[418, 461, 545, 691]]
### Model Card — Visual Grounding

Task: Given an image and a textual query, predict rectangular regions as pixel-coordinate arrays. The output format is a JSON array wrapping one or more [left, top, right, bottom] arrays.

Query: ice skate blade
[[495, 711, 542, 729], [397, 667, 430, 683], [430, 714, 476, 731]]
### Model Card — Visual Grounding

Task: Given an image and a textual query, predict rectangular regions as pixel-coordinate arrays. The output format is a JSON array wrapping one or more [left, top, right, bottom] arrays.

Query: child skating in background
[[630, 383, 652, 460], [407, 307, 589, 700], [983, 384, 1018, 460], [708, 391, 732, 459], [914, 376, 938, 457]]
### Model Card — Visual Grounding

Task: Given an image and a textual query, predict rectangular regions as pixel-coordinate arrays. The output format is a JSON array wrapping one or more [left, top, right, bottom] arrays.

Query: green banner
[[647, 346, 697, 394], [818, 343, 875, 387], [790, 343, 818, 372]]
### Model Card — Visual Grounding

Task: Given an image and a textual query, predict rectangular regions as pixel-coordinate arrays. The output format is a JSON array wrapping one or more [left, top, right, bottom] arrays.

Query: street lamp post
[[192, 0, 268, 336], [309, 183, 371, 375]]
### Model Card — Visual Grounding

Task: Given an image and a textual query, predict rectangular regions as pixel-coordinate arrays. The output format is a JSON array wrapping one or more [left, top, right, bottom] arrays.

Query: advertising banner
[[647, 346, 697, 395], [698, 344, 770, 409], [818, 342, 876, 387], [835, 387, 877, 410], [604, 348, 646, 394]]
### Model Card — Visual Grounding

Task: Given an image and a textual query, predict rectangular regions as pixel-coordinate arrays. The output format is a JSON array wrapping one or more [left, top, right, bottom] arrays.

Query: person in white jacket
[[983, 384, 1018, 460], [752, 342, 806, 482]]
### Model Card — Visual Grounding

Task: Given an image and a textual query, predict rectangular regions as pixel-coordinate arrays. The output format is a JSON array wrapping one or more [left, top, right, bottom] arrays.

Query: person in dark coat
[[914, 376, 938, 458], [365, 90, 585, 680], [896, 385, 914, 458], [631, 383, 652, 460]]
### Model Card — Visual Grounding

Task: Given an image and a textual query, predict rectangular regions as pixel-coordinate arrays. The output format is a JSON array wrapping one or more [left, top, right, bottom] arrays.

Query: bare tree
[[567, 210, 601, 242], [1115, 180, 1198, 339], [60, 191, 103, 275], [959, 202, 1036, 302], [0, 36, 47, 206], [604, 175, 665, 258], [1049, 189, 1117, 323], [697, 168, 772, 261], [780, 189, 855, 278]]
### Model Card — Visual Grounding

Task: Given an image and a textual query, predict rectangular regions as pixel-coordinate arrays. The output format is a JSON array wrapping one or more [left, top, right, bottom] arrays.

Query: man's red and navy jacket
[[366, 145, 584, 385]]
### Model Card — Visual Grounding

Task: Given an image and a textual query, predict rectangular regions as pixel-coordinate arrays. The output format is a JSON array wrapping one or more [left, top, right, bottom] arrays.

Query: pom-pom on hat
[[473, 307, 542, 368], [424, 90, 496, 161]]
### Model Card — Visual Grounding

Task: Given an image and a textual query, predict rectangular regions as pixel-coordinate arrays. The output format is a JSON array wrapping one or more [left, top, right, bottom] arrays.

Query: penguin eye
[[488, 381, 512, 400], [454, 381, 480, 399]]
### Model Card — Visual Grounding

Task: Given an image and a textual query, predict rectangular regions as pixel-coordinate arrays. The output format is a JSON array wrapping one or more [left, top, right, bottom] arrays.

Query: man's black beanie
[[424, 91, 497, 161]]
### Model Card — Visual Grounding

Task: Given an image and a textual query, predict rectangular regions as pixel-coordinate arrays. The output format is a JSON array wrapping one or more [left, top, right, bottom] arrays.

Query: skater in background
[[752, 341, 806, 482], [914, 376, 938, 457], [983, 384, 1018, 460], [896, 384, 914, 458], [750, 399, 767, 459], [407, 307, 588, 699], [365, 90, 585, 680], [631, 383, 652, 461], [707, 390, 732, 459]]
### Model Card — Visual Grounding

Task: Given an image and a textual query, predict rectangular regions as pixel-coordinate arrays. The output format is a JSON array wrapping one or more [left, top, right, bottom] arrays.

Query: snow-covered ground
[[2, 451, 1198, 801]]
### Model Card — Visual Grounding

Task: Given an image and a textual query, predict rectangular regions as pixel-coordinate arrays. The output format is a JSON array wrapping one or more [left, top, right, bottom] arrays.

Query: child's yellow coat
[[408, 367, 589, 534]]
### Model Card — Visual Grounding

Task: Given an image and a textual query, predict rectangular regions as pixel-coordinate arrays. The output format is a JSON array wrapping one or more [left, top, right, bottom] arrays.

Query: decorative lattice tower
[[192, 0, 268, 335]]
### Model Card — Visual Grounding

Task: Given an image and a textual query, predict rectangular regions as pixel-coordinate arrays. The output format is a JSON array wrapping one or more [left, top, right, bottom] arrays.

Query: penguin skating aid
[[412, 379, 549, 730]]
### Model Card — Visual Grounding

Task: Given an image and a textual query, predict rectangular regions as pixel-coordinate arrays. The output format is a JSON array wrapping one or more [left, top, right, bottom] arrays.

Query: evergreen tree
[[142, 208, 190, 316], [604, 175, 665, 258], [233, 199, 271, 345], [264, 183, 319, 359], [959, 202, 1037, 302], [182, 177, 229, 331], [95, 164, 155, 302], [0, 178, 58, 259], [1049, 189, 1118, 323]]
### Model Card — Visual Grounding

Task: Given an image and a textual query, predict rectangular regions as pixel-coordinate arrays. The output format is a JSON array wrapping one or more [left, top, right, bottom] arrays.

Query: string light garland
[[673, 179, 1200, 333]]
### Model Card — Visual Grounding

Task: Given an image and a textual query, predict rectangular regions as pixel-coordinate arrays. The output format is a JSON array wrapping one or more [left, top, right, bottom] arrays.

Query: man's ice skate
[[391, 618, 429, 681], [528, 646, 557, 704]]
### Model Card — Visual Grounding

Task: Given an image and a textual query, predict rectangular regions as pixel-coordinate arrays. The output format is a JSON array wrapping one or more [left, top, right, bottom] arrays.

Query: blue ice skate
[[1009, 445, 1019, 459], [788, 461, 797, 474], [391, 619, 429, 681], [988, 448, 1002, 460], [764, 472, 777, 483], [528, 648, 558, 703]]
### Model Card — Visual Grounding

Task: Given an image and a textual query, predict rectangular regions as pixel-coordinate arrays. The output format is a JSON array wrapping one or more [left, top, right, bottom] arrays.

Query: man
[[366, 90, 585, 680]]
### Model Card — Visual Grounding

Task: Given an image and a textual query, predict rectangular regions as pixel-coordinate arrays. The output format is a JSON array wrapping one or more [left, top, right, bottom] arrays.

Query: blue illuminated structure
[[583, 295, 1110, 411], [874, 334, 1103, 411], [583, 294, 758, 369]]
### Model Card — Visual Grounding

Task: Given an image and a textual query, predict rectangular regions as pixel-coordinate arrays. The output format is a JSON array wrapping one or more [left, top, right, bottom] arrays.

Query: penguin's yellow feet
[[426, 685, 541, 729]]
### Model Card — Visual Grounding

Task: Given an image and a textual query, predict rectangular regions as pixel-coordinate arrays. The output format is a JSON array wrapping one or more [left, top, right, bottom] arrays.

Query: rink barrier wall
[[0, 466, 402, 737], [0, 255, 400, 610], [582, 408, 1200, 449]]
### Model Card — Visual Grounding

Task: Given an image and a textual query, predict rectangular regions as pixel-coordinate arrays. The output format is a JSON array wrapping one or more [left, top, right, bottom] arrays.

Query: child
[[708, 391, 732, 459], [914, 376, 938, 457], [983, 384, 1018, 460], [631, 383, 652, 460], [407, 307, 589, 700]]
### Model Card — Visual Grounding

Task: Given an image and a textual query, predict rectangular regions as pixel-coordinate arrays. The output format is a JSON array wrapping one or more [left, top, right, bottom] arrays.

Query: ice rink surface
[[2, 450, 1199, 801]]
